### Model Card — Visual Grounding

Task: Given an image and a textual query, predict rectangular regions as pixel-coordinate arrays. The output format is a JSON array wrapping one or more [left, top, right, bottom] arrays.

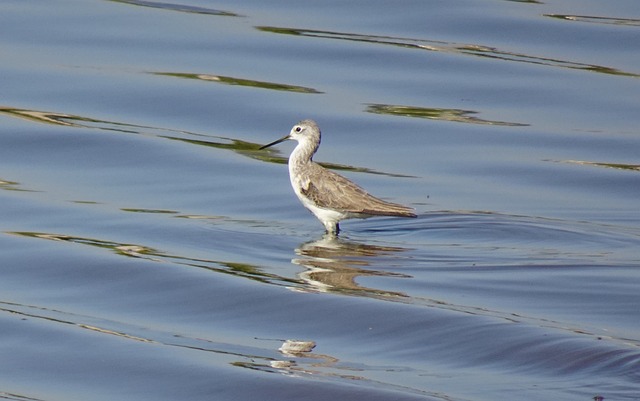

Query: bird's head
[[259, 119, 321, 150]]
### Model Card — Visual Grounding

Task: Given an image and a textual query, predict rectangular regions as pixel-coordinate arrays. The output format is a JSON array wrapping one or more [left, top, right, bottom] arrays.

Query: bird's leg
[[323, 221, 340, 236]]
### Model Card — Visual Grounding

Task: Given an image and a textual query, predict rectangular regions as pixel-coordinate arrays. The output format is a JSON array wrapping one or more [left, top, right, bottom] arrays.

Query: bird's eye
[[295, 126, 302, 132]]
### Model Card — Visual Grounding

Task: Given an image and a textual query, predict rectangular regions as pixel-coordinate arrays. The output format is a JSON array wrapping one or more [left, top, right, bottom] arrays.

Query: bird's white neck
[[288, 139, 318, 168]]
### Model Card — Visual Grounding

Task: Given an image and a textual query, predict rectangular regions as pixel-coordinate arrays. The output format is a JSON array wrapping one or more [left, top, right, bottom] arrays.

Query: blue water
[[1, 1, 639, 400]]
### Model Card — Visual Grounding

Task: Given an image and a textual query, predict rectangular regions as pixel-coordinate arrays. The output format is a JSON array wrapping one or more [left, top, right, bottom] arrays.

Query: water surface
[[1, 1, 639, 400]]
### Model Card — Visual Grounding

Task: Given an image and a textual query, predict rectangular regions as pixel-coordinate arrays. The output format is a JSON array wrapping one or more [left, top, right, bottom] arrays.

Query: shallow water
[[1, 1, 639, 400]]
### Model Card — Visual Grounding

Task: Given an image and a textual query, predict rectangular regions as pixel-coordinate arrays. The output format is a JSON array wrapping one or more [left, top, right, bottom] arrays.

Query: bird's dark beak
[[258, 134, 290, 150]]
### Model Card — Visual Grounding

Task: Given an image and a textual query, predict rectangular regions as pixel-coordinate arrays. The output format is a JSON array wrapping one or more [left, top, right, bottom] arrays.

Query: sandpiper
[[259, 120, 416, 235]]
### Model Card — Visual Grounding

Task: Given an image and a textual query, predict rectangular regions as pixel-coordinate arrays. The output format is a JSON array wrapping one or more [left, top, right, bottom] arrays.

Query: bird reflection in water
[[290, 235, 412, 299]]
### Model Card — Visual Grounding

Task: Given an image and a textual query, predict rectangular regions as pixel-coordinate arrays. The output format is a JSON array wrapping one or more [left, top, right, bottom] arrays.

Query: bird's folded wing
[[300, 165, 415, 217]]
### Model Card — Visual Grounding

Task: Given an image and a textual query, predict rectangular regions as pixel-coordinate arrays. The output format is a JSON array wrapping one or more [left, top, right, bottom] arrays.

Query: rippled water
[[1, 1, 639, 400]]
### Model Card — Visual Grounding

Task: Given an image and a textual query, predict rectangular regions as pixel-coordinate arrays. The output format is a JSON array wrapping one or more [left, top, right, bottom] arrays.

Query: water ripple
[[153, 72, 323, 94], [554, 159, 640, 173], [366, 104, 529, 126], [256, 26, 640, 78], [106, 0, 241, 17], [545, 14, 640, 27]]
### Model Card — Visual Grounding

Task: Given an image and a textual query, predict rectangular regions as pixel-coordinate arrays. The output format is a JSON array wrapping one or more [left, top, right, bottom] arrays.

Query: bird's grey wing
[[300, 164, 416, 217]]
